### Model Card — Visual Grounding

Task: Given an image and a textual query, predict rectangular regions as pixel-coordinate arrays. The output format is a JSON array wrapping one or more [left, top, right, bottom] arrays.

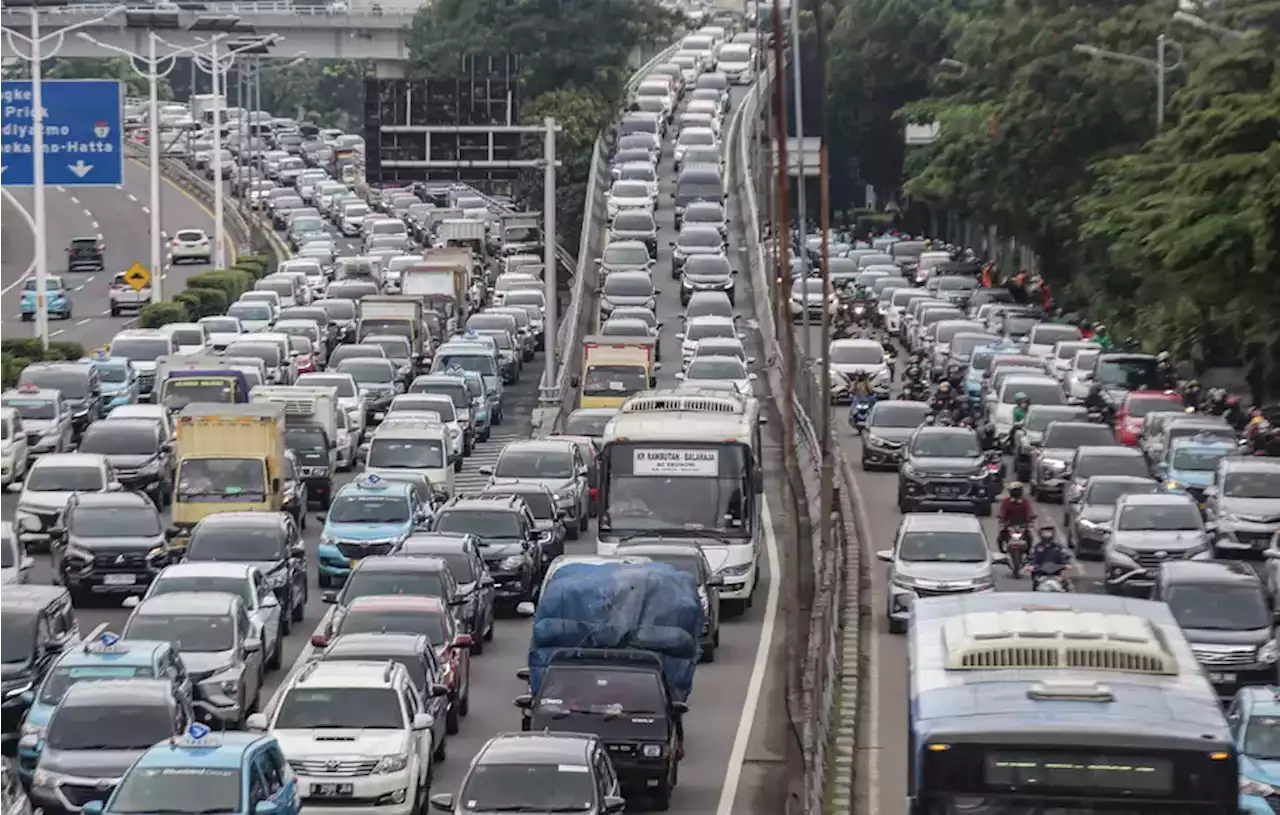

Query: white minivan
[[363, 420, 454, 500]]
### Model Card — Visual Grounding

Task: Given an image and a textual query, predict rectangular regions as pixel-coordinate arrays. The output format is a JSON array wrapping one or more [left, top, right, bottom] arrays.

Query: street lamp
[[1172, 10, 1253, 41], [78, 12, 213, 304], [180, 32, 282, 268], [1, 4, 125, 348], [938, 58, 969, 71], [1074, 35, 1185, 134]]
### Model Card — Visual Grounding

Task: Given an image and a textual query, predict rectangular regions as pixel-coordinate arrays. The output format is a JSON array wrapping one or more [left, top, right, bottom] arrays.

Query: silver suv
[[877, 513, 1002, 634], [1103, 492, 1210, 598]]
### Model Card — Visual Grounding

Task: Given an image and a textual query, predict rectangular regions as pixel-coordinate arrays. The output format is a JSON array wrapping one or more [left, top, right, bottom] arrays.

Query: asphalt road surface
[[2, 81, 788, 812], [1, 157, 219, 351]]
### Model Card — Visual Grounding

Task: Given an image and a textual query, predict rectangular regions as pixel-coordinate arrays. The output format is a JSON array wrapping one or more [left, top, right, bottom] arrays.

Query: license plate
[[310, 783, 353, 798], [349, 559, 361, 568], [936, 486, 960, 497], [1209, 672, 1237, 683], [103, 574, 136, 586]]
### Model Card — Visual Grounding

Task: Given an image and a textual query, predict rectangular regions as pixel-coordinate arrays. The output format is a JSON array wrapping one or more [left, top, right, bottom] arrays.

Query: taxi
[[1158, 434, 1239, 505], [963, 341, 1022, 401], [16, 632, 192, 784], [84, 354, 139, 416], [1230, 686, 1280, 813], [82, 724, 300, 815], [19, 277, 72, 322], [317, 474, 428, 588]]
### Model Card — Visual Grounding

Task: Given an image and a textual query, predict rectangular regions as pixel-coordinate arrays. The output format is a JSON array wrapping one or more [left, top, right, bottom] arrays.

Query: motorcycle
[[901, 380, 930, 402], [848, 390, 878, 429], [851, 301, 870, 328], [1004, 525, 1030, 578], [1030, 562, 1072, 592]]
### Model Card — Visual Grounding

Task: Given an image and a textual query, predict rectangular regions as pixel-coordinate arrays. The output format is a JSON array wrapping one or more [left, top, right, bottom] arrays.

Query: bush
[[139, 302, 190, 329], [177, 286, 229, 319], [186, 269, 253, 302], [1, 354, 31, 389], [235, 254, 270, 279], [0, 339, 86, 361]]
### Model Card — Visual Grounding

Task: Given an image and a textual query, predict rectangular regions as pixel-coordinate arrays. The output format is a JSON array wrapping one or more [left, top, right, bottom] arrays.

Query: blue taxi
[[963, 341, 1022, 400], [15, 632, 191, 783], [317, 474, 429, 588], [1158, 435, 1238, 503], [83, 724, 300, 815], [84, 354, 139, 416], [1230, 686, 1280, 813], [19, 277, 72, 322]]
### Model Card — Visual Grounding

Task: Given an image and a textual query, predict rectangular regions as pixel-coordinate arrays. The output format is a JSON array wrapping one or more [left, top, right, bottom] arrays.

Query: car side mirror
[[106, 481, 123, 492], [671, 700, 689, 716], [243, 637, 262, 655], [429, 794, 455, 813], [82, 803, 106, 815], [516, 666, 532, 681], [516, 601, 536, 617], [246, 712, 268, 731], [322, 590, 338, 604], [603, 796, 627, 814], [1203, 485, 1217, 498], [875, 549, 894, 562], [411, 712, 434, 730], [514, 693, 533, 709]]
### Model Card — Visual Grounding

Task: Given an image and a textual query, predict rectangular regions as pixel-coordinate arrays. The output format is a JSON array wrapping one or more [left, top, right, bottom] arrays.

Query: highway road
[[1, 156, 219, 351], [1, 78, 788, 813]]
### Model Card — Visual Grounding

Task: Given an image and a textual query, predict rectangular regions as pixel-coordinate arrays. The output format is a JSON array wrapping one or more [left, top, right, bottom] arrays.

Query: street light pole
[[77, 30, 209, 303], [1172, 10, 1253, 41], [2, 5, 124, 348], [788, 0, 809, 365], [1074, 36, 1184, 134]]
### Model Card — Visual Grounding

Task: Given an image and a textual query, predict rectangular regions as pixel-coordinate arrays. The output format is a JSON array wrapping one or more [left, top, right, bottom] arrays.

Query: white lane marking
[[100, 310, 113, 316], [141, 206, 150, 215], [0, 188, 38, 292], [50, 329, 65, 337], [127, 193, 138, 203], [74, 285, 85, 292], [92, 222, 99, 230], [82, 208, 92, 218], [70, 196, 80, 205], [85, 276, 95, 284], [57, 186, 66, 193], [714, 494, 781, 815], [75, 318, 92, 326]]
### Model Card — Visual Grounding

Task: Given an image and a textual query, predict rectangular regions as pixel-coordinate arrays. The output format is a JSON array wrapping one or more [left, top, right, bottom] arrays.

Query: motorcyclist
[[931, 381, 957, 415], [1093, 323, 1115, 350], [1181, 379, 1203, 411], [853, 283, 874, 303], [996, 482, 1036, 552], [1012, 392, 1032, 426], [850, 371, 875, 398], [1156, 351, 1179, 390], [1028, 523, 1079, 587]]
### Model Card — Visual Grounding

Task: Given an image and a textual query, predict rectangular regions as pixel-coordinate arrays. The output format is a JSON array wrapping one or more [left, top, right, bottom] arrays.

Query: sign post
[[124, 260, 151, 292]]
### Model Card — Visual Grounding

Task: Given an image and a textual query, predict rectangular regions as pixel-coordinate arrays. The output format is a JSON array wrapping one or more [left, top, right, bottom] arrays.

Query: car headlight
[[20, 722, 45, 739], [865, 435, 890, 447], [320, 535, 337, 549], [1078, 518, 1109, 533], [642, 743, 664, 758], [892, 575, 920, 590], [373, 754, 409, 774], [500, 554, 526, 571], [1241, 776, 1276, 797], [63, 545, 94, 561], [555, 487, 575, 501], [718, 562, 752, 577], [32, 769, 54, 787], [901, 462, 918, 477], [1258, 640, 1279, 664], [219, 678, 238, 696]]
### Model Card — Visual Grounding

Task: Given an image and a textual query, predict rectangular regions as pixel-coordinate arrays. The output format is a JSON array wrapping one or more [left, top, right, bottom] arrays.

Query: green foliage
[[4, 58, 173, 101], [186, 270, 253, 302], [1, 340, 89, 388], [254, 61, 369, 130], [139, 302, 191, 329], [174, 287, 229, 319], [233, 255, 271, 280]]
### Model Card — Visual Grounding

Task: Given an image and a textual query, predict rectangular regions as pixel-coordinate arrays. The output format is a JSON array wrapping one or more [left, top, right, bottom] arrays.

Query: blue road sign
[[0, 79, 123, 188]]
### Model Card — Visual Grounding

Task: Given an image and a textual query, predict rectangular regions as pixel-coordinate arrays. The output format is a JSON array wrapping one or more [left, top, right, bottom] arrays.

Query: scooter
[[848, 390, 877, 429], [1004, 525, 1030, 578], [1030, 562, 1072, 592]]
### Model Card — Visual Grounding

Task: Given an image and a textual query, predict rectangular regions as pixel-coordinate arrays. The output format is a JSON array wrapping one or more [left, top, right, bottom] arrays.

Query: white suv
[[249, 660, 436, 815]]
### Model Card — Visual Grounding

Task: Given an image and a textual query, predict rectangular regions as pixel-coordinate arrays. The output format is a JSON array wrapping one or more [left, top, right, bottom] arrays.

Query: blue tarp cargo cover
[[528, 561, 704, 702]]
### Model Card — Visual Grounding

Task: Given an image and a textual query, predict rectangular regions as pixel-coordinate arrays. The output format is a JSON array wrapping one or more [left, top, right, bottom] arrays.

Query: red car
[[288, 336, 318, 375], [1113, 390, 1184, 445]]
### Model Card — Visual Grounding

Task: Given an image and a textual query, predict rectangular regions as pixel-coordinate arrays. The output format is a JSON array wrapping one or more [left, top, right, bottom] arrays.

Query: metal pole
[[541, 116, 558, 390], [148, 31, 164, 302], [1156, 34, 1166, 133], [253, 61, 262, 176], [789, 0, 810, 364], [30, 9, 50, 349], [814, 0, 833, 579], [209, 40, 226, 268]]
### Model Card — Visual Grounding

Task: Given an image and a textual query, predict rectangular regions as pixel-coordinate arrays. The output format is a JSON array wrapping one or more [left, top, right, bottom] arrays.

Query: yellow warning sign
[[124, 261, 151, 291]]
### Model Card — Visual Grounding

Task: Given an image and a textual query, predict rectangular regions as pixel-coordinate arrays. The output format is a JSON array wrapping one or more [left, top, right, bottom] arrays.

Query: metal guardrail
[[732, 60, 862, 815], [536, 41, 682, 419], [17, 1, 409, 17]]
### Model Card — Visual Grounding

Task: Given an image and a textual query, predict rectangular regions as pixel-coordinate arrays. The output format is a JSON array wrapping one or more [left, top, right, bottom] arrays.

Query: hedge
[[139, 302, 190, 329], [187, 269, 253, 302], [0, 340, 88, 389], [235, 255, 270, 279], [183, 286, 231, 318]]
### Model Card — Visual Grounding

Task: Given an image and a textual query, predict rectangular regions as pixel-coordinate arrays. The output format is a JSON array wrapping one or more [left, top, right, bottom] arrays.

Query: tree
[[3, 58, 173, 100], [253, 61, 369, 130]]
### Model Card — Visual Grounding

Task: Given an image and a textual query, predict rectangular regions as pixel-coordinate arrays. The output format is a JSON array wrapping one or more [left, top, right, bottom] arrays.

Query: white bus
[[598, 388, 763, 611]]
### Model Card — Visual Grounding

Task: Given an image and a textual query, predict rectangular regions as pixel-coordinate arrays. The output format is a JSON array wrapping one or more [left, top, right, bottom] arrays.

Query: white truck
[[250, 385, 341, 507], [357, 297, 427, 359], [190, 94, 228, 127], [435, 218, 487, 247]]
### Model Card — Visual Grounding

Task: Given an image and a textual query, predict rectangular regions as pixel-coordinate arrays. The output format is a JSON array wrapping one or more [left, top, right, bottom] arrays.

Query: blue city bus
[[908, 592, 1238, 813]]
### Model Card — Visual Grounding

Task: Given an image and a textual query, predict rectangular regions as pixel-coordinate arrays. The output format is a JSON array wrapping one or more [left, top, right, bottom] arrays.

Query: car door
[[570, 446, 589, 514], [473, 548, 495, 627], [402, 684, 432, 775], [284, 519, 306, 603], [237, 604, 263, 691], [251, 570, 282, 656], [161, 647, 194, 706]]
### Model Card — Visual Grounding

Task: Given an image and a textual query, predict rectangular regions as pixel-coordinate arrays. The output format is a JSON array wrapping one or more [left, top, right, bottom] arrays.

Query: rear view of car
[[170, 229, 212, 264]]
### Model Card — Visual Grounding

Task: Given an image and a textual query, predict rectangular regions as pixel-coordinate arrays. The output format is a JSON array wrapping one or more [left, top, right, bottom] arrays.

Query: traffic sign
[[124, 261, 151, 291], [0, 79, 124, 188]]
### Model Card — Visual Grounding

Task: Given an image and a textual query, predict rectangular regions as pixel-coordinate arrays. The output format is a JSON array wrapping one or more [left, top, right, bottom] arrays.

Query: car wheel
[[110, 304, 120, 316], [267, 634, 283, 670], [566, 522, 580, 541], [453, 458, 463, 473], [292, 586, 306, 623], [484, 612, 495, 641], [433, 732, 447, 762], [888, 616, 907, 635], [298, 509, 307, 530], [280, 602, 293, 636], [445, 701, 460, 735], [470, 629, 485, 655], [578, 511, 589, 534], [460, 680, 470, 716]]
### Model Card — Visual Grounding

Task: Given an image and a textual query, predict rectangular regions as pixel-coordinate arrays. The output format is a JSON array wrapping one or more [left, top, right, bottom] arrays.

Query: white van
[[363, 421, 454, 499], [1027, 322, 1083, 361]]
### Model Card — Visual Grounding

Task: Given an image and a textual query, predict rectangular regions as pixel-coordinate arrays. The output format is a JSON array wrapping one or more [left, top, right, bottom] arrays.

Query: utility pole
[[788, 0, 810, 365], [813, 0, 832, 610]]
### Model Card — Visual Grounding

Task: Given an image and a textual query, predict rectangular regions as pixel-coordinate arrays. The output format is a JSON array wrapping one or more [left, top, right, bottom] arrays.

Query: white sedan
[[606, 180, 656, 220], [676, 355, 757, 395], [170, 228, 212, 264]]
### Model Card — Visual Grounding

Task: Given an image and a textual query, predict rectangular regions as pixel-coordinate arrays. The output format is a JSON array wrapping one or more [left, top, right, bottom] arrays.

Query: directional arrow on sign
[[68, 160, 94, 178]]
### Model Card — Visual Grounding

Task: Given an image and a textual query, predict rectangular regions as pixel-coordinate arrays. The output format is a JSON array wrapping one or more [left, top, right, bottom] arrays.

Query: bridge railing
[[536, 42, 681, 425], [730, 58, 864, 814], [14, 0, 410, 17]]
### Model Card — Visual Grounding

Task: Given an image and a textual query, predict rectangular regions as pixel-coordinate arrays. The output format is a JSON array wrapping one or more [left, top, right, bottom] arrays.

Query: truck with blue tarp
[[517, 561, 701, 808]]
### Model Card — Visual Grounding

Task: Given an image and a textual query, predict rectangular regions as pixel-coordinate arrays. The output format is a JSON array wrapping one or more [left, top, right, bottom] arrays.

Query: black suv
[[515, 650, 685, 809], [76, 418, 174, 508], [183, 511, 308, 631], [317, 555, 466, 643], [66, 236, 104, 273], [431, 494, 542, 606], [395, 532, 496, 653], [0, 586, 79, 739], [481, 483, 567, 563], [1152, 560, 1276, 700], [897, 426, 997, 515], [52, 491, 173, 602]]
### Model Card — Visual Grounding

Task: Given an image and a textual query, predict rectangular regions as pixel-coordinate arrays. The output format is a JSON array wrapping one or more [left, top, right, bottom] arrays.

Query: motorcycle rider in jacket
[[1029, 524, 1078, 588], [997, 482, 1036, 552]]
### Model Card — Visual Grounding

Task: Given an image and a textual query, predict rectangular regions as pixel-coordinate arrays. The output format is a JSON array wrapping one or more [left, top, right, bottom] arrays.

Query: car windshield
[[110, 338, 171, 363], [1096, 357, 1160, 389], [69, 505, 161, 537], [435, 354, 497, 376], [341, 360, 394, 383], [684, 148, 721, 166], [3, 398, 57, 420], [1223, 471, 1280, 499], [368, 438, 446, 469], [285, 426, 327, 453], [1170, 444, 1232, 472], [620, 165, 656, 182], [604, 275, 653, 297], [47, 702, 175, 750], [460, 763, 596, 812], [1126, 396, 1180, 417], [687, 320, 735, 341], [679, 228, 720, 247], [583, 365, 648, 396], [603, 320, 649, 337], [1042, 424, 1115, 448], [319, 300, 357, 320], [613, 212, 654, 232], [604, 244, 650, 266], [1166, 585, 1269, 631], [1024, 411, 1080, 433], [564, 412, 614, 436], [169, 328, 204, 347], [1075, 350, 1100, 370], [911, 433, 979, 458], [39, 665, 155, 705], [26, 464, 103, 492], [414, 551, 473, 582], [298, 375, 356, 398], [1084, 480, 1159, 505], [898, 531, 988, 563], [110, 767, 241, 815], [344, 570, 446, 603], [612, 181, 648, 198], [684, 256, 731, 277], [20, 370, 88, 398], [151, 576, 254, 609], [124, 614, 235, 651], [489, 491, 555, 519], [686, 358, 747, 380], [339, 609, 446, 641], [1030, 325, 1080, 345], [495, 448, 572, 479], [188, 525, 282, 561], [394, 398, 454, 421], [1246, 716, 1280, 761], [678, 129, 715, 146], [203, 318, 240, 333], [0, 616, 35, 663], [275, 687, 404, 729], [227, 303, 271, 321], [1001, 382, 1064, 405], [1056, 343, 1090, 360], [329, 494, 410, 524], [435, 510, 523, 538], [1116, 504, 1201, 531], [831, 344, 883, 365], [226, 343, 280, 368], [870, 405, 928, 429], [1078, 453, 1149, 479]]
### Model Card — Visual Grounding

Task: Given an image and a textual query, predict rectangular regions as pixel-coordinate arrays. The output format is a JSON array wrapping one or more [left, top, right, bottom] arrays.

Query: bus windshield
[[602, 442, 751, 536]]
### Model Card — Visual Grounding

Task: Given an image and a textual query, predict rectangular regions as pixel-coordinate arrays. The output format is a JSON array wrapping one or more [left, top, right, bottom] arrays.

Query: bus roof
[[909, 592, 1229, 750], [605, 388, 760, 444]]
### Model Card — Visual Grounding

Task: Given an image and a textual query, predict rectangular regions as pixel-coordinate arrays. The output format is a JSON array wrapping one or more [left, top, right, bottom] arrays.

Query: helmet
[[1157, 351, 1171, 363], [938, 382, 951, 393], [1095, 323, 1107, 333], [1008, 482, 1024, 499], [1226, 395, 1241, 408], [1037, 523, 1057, 542], [1014, 391, 1028, 403]]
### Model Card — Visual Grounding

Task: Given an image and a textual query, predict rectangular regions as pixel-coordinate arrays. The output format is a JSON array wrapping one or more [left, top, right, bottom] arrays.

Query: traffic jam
[[1, 17, 767, 815]]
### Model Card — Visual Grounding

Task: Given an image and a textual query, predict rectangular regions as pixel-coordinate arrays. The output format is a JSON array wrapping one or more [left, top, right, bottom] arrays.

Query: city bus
[[908, 592, 1238, 813], [598, 388, 763, 610]]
